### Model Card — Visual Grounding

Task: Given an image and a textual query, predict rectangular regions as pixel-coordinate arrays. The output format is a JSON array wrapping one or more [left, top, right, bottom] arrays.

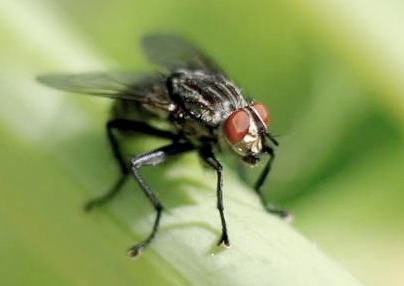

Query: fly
[[37, 34, 289, 257]]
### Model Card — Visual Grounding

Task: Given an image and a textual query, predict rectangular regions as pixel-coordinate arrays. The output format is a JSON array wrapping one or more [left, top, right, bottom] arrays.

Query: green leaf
[[0, 0, 383, 285]]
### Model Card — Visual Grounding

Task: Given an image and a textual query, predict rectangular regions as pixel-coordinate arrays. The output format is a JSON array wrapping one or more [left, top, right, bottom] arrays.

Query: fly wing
[[142, 34, 225, 75], [37, 72, 172, 106]]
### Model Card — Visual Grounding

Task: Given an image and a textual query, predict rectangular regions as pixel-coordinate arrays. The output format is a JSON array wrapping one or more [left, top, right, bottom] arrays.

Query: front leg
[[199, 148, 230, 247], [254, 146, 290, 219]]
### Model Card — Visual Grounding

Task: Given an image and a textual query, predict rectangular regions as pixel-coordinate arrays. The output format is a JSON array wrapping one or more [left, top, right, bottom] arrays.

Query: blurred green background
[[1, 0, 404, 285]]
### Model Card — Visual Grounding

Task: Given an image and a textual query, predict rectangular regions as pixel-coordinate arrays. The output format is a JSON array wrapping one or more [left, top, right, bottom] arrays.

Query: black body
[[37, 35, 288, 257]]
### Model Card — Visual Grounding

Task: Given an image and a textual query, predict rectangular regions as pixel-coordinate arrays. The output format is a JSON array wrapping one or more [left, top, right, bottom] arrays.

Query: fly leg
[[200, 148, 230, 247], [84, 119, 177, 212], [127, 142, 194, 257], [254, 146, 290, 219]]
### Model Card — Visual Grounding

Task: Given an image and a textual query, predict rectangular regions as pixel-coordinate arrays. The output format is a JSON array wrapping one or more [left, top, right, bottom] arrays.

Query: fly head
[[223, 102, 275, 164]]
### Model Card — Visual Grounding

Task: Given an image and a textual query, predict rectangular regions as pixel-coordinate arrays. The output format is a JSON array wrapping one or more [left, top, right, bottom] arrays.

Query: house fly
[[37, 34, 289, 257]]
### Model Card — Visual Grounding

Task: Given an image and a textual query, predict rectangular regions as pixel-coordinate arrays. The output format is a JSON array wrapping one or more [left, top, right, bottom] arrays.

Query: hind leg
[[84, 119, 176, 211]]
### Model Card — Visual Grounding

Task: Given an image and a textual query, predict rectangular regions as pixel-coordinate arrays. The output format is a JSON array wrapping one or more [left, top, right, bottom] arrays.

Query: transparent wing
[[37, 72, 170, 104], [142, 34, 225, 74]]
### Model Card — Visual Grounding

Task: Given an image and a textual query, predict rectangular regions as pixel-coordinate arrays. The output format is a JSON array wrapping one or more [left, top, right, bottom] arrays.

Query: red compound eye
[[253, 102, 270, 126], [224, 110, 250, 143]]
